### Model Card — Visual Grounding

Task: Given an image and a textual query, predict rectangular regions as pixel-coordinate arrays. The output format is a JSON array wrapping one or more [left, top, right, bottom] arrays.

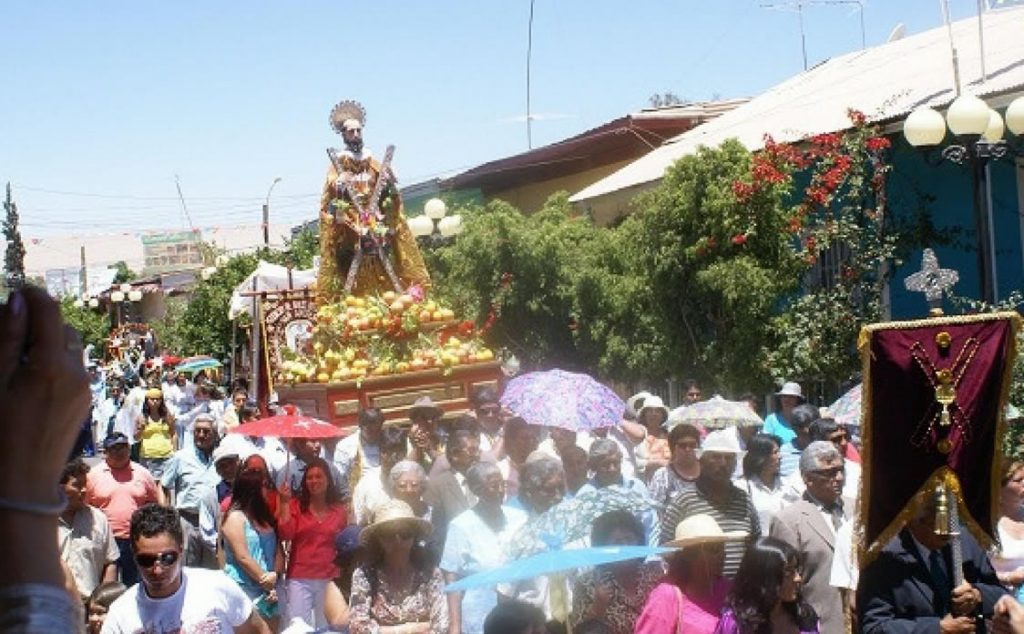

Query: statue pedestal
[[275, 361, 502, 431]]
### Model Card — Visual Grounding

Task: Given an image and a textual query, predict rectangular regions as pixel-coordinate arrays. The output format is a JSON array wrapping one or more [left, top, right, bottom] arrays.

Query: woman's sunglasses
[[135, 551, 180, 569]]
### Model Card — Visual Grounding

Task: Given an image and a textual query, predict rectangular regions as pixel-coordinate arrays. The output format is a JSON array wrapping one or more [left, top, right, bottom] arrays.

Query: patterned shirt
[[349, 566, 448, 634], [648, 465, 697, 515], [658, 481, 760, 578], [571, 562, 664, 634]]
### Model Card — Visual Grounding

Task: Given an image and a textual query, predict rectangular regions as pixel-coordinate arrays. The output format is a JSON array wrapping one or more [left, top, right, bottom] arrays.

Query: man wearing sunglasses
[[101, 503, 271, 633], [770, 441, 848, 634]]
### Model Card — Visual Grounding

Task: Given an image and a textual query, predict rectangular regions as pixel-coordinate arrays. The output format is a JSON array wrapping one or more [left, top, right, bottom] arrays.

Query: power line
[[15, 184, 318, 202]]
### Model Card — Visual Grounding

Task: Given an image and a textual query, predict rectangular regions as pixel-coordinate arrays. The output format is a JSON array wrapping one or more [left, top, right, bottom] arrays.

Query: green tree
[[3, 182, 26, 289], [59, 296, 111, 351], [431, 194, 604, 370], [111, 261, 138, 284]]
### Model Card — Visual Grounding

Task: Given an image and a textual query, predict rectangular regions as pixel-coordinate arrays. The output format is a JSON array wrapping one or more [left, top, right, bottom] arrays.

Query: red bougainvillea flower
[[865, 136, 891, 151], [732, 233, 747, 246], [732, 180, 755, 202], [847, 109, 867, 127]]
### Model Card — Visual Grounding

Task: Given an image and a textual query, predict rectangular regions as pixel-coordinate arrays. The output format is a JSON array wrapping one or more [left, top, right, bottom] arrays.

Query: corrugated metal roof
[[571, 6, 1024, 204], [443, 100, 748, 192]]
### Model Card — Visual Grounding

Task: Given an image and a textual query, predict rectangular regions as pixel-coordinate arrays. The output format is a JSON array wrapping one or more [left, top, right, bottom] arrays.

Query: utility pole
[[263, 177, 282, 248], [80, 245, 87, 297]]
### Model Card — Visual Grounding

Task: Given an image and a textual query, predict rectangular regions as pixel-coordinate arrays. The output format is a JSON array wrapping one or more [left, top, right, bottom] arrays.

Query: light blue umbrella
[[444, 545, 672, 592]]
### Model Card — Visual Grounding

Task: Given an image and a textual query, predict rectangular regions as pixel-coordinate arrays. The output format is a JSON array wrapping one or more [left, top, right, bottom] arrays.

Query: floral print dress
[[570, 561, 664, 634], [349, 565, 449, 634]]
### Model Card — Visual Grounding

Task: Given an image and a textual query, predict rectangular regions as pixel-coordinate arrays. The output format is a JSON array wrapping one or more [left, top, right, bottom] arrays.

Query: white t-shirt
[[101, 567, 253, 633]]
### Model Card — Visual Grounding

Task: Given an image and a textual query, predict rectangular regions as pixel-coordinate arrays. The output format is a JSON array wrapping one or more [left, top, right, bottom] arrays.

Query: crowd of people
[[7, 288, 1024, 633]]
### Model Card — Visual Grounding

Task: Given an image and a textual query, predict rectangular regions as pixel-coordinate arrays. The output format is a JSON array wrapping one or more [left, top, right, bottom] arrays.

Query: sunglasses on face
[[135, 551, 180, 569], [810, 466, 845, 479]]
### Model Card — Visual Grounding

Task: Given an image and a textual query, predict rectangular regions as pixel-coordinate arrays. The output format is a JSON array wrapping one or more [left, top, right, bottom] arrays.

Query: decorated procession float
[[238, 100, 501, 429]]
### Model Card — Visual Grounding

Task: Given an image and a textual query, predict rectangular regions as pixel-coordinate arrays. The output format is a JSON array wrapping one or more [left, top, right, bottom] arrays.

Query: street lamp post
[[903, 94, 1024, 304], [263, 177, 282, 248], [408, 198, 464, 245]]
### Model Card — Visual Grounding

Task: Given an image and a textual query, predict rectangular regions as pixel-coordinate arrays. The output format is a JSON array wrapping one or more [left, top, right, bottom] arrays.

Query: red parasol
[[162, 354, 182, 366], [229, 414, 347, 440]]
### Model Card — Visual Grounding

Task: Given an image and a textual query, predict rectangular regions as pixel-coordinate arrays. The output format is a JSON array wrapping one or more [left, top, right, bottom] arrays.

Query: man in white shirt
[[59, 458, 119, 600], [334, 407, 384, 491], [101, 503, 270, 633]]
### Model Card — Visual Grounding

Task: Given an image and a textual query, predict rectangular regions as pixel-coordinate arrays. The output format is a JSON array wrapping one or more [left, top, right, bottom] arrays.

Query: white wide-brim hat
[[637, 395, 670, 420], [665, 513, 749, 548], [775, 381, 804, 399], [360, 500, 433, 547]]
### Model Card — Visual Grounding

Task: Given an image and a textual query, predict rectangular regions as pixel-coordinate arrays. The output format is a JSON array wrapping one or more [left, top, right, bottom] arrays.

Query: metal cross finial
[[905, 249, 959, 309]]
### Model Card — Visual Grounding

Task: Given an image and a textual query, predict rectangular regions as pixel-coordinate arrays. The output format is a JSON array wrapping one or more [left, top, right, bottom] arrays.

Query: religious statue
[[317, 100, 430, 303]]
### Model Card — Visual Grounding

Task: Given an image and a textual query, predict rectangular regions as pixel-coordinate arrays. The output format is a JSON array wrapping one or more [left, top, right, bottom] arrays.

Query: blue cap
[[334, 525, 362, 556]]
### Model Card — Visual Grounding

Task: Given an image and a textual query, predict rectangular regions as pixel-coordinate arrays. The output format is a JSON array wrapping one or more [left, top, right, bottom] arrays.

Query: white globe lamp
[[903, 107, 946, 147]]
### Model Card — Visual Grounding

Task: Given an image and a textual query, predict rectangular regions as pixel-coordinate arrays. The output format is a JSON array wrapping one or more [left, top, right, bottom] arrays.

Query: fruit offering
[[275, 290, 495, 385]]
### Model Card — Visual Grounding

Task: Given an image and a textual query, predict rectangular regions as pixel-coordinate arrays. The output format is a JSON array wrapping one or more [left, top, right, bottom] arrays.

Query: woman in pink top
[[277, 456, 348, 629], [635, 514, 748, 634]]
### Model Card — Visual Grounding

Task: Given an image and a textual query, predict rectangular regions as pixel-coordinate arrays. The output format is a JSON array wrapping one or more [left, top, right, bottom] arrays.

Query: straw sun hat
[[665, 513, 748, 549], [360, 500, 433, 547]]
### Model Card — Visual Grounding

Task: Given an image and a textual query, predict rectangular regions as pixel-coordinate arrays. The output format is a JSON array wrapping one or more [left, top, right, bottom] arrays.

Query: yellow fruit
[[317, 372, 330, 383], [439, 308, 455, 320], [353, 297, 366, 308], [395, 361, 410, 373], [353, 359, 370, 369], [344, 349, 356, 362], [424, 301, 438, 313], [476, 349, 495, 361], [382, 291, 398, 303], [345, 296, 358, 307], [399, 294, 414, 305]]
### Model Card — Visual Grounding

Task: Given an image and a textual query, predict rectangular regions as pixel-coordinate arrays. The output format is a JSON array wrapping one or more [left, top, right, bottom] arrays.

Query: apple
[[382, 291, 398, 303]]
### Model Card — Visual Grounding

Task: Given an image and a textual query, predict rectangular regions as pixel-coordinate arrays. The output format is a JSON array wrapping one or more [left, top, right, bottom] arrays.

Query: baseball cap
[[103, 432, 130, 449]]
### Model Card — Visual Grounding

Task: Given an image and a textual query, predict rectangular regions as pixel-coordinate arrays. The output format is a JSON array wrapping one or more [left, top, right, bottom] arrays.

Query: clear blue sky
[[0, 1, 984, 237]]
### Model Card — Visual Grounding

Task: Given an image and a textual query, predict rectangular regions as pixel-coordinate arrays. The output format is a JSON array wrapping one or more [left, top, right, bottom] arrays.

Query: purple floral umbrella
[[499, 368, 624, 432]]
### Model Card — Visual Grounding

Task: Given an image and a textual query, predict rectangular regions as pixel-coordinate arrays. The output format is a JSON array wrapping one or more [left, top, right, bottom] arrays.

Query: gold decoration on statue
[[935, 331, 952, 349]]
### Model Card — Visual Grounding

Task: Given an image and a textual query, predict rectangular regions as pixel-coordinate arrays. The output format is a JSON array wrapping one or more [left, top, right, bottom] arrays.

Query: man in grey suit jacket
[[770, 440, 848, 634], [424, 422, 481, 545]]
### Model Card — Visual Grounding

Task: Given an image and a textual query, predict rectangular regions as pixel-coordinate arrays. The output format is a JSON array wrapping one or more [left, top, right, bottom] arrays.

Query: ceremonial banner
[[858, 312, 1020, 566]]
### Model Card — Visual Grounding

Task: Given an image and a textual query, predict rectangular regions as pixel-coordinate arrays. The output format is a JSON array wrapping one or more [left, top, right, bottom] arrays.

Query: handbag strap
[[674, 585, 685, 634]]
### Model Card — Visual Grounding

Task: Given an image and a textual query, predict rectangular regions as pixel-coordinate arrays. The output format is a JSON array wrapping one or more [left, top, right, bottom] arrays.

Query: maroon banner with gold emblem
[[857, 312, 1020, 566]]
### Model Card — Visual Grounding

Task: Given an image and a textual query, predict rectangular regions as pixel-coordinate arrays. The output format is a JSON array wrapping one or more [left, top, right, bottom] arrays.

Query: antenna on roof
[[759, 0, 866, 71], [887, 23, 906, 42], [939, 0, 962, 95]]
